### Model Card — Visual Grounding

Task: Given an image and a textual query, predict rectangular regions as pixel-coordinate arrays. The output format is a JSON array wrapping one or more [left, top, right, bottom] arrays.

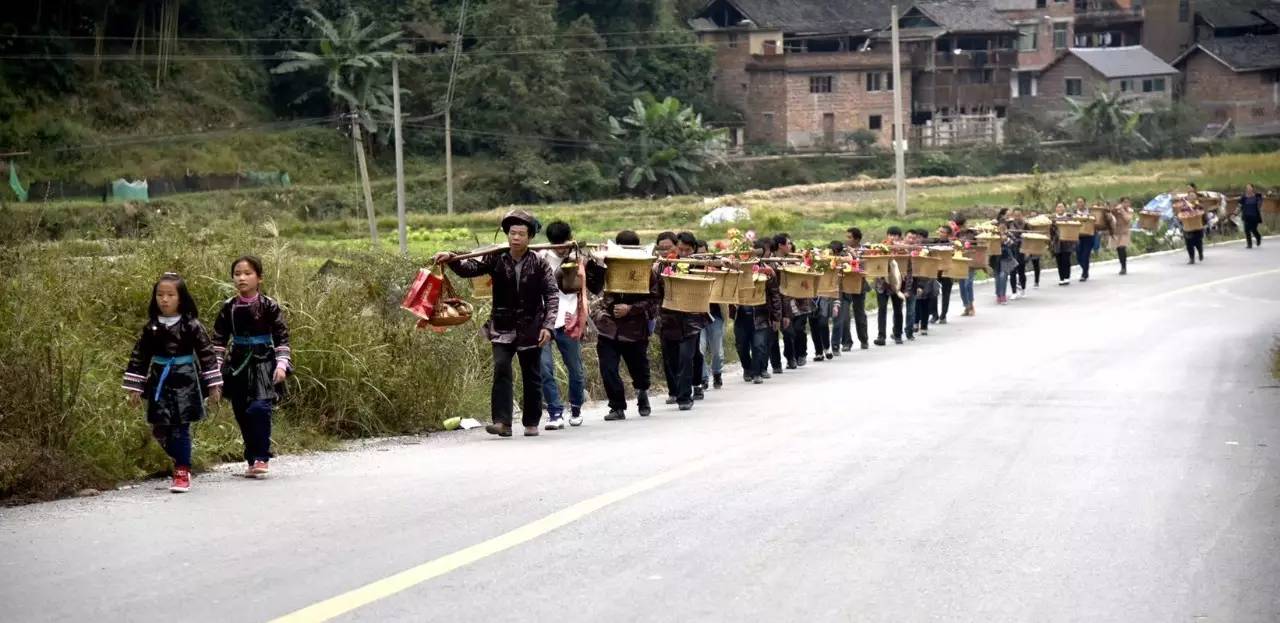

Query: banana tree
[[1062, 89, 1149, 162], [609, 97, 726, 196]]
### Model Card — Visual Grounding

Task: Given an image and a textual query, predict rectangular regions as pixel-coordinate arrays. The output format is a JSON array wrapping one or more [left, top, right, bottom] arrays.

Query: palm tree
[[1062, 89, 1149, 162], [272, 9, 406, 247]]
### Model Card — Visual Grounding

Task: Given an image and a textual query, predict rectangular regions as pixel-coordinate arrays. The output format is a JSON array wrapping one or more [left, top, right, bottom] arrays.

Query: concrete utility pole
[[350, 114, 379, 248], [444, 0, 469, 216], [393, 59, 407, 255], [891, 4, 908, 217]]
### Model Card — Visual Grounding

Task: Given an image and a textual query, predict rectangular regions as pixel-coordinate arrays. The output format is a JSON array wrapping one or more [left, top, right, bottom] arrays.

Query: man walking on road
[[586, 230, 657, 421], [434, 210, 557, 438], [538, 221, 588, 430]]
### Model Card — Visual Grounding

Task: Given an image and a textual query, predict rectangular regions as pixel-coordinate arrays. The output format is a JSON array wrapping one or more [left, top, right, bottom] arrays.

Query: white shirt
[[539, 250, 577, 330]]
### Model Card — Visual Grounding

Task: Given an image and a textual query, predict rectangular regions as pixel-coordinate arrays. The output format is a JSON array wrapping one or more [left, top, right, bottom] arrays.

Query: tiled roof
[[1176, 34, 1280, 71], [1065, 46, 1180, 78]]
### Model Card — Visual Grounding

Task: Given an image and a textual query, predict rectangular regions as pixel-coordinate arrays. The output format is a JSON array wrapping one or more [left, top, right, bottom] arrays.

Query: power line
[[0, 27, 697, 43], [0, 32, 883, 63]]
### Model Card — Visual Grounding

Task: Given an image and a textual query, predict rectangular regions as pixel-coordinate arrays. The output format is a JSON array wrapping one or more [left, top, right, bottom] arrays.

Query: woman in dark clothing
[[1050, 202, 1077, 286], [1241, 183, 1264, 248], [1178, 197, 1206, 264]]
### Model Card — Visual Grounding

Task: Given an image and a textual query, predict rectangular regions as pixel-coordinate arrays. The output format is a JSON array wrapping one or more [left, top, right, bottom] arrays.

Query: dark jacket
[[654, 266, 710, 341], [124, 317, 222, 425], [450, 251, 558, 349], [212, 294, 291, 403], [1240, 193, 1263, 221], [585, 260, 658, 343], [732, 267, 784, 331]]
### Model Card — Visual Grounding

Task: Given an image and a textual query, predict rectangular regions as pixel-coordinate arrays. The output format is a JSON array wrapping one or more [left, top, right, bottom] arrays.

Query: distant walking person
[[1240, 183, 1264, 249], [1178, 197, 1206, 264], [1110, 198, 1134, 275], [1050, 202, 1077, 286]]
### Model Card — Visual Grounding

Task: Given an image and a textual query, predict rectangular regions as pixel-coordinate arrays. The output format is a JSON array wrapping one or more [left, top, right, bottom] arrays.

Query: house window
[[810, 75, 834, 93], [1179, 0, 1189, 22], [1017, 24, 1039, 51], [1037, 0, 1047, 6], [728, 33, 739, 48], [763, 113, 775, 131], [1018, 72, 1035, 97], [869, 115, 883, 130], [1119, 79, 1130, 92], [1053, 23, 1068, 49], [1066, 78, 1083, 96], [1142, 77, 1165, 92], [863, 72, 893, 92]]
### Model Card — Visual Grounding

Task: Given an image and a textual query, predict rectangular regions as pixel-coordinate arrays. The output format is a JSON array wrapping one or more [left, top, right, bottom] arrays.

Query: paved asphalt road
[[3, 239, 1278, 623]]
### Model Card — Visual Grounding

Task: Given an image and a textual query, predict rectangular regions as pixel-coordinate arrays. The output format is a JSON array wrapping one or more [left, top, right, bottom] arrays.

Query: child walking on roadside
[[122, 273, 223, 493], [212, 256, 291, 478]]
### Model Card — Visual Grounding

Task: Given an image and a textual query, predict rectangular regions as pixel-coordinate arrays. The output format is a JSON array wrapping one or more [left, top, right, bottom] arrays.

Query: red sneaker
[[249, 460, 269, 479], [170, 468, 191, 493]]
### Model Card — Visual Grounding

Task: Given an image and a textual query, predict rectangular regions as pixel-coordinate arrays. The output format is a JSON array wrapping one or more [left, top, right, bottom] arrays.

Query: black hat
[[501, 209, 539, 236]]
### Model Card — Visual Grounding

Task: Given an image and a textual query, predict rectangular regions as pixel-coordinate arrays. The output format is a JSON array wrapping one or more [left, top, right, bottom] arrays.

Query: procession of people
[[121, 185, 1267, 492]]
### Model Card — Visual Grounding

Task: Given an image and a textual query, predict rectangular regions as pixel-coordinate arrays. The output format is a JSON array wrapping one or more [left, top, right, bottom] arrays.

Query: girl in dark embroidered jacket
[[211, 255, 291, 479], [122, 273, 222, 493]]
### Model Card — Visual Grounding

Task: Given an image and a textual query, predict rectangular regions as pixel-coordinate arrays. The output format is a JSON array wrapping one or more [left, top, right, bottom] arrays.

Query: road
[[3, 239, 1279, 623]]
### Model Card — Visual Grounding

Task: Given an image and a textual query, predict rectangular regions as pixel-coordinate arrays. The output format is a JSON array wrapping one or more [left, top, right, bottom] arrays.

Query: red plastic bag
[[401, 268, 445, 321]]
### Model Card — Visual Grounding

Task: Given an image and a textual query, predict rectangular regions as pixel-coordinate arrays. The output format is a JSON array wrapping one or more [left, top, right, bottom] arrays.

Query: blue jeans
[[904, 293, 917, 337], [995, 268, 1008, 298], [540, 327, 585, 415], [701, 314, 726, 379], [959, 269, 975, 307]]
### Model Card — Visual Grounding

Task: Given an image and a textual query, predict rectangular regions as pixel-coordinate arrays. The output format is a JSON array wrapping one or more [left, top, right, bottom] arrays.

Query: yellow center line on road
[[270, 452, 721, 623]]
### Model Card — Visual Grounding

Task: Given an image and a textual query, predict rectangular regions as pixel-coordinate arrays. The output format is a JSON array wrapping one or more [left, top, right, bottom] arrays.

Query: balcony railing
[[1073, 1, 1144, 22]]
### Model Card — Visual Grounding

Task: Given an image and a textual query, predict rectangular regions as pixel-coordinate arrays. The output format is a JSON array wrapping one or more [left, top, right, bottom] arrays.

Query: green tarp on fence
[[111, 179, 149, 202]]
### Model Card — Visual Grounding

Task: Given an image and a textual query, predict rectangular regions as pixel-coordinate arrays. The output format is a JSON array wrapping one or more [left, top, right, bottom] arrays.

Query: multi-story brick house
[[994, 0, 1147, 101], [690, 0, 908, 150], [1144, 0, 1280, 61], [1174, 34, 1280, 136], [692, 0, 1020, 149], [1028, 46, 1179, 117]]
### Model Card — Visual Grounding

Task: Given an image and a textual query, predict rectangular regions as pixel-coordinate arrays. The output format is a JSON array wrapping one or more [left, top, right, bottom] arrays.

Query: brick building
[[1025, 46, 1179, 116], [690, 0, 909, 150], [1174, 34, 1280, 135]]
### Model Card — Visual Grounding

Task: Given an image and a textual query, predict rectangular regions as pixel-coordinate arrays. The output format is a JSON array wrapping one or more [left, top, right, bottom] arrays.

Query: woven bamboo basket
[[929, 248, 954, 276], [737, 274, 767, 306], [662, 274, 715, 313], [604, 256, 654, 294], [945, 256, 971, 279], [1028, 222, 1052, 236], [692, 269, 743, 305], [1079, 216, 1096, 236], [1264, 196, 1280, 214], [1055, 220, 1083, 242], [909, 255, 940, 278], [1020, 234, 1050, 257], [860, 254, 903, 279], [977, 234, 1001, 256], [471, 275, 493, 299], [1137, 211, 1161, 231], [815, 270, 840, 297], [1178, 211, 1205, 232], [780, 267, 817, 299], [840, 271, 865, 294]]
